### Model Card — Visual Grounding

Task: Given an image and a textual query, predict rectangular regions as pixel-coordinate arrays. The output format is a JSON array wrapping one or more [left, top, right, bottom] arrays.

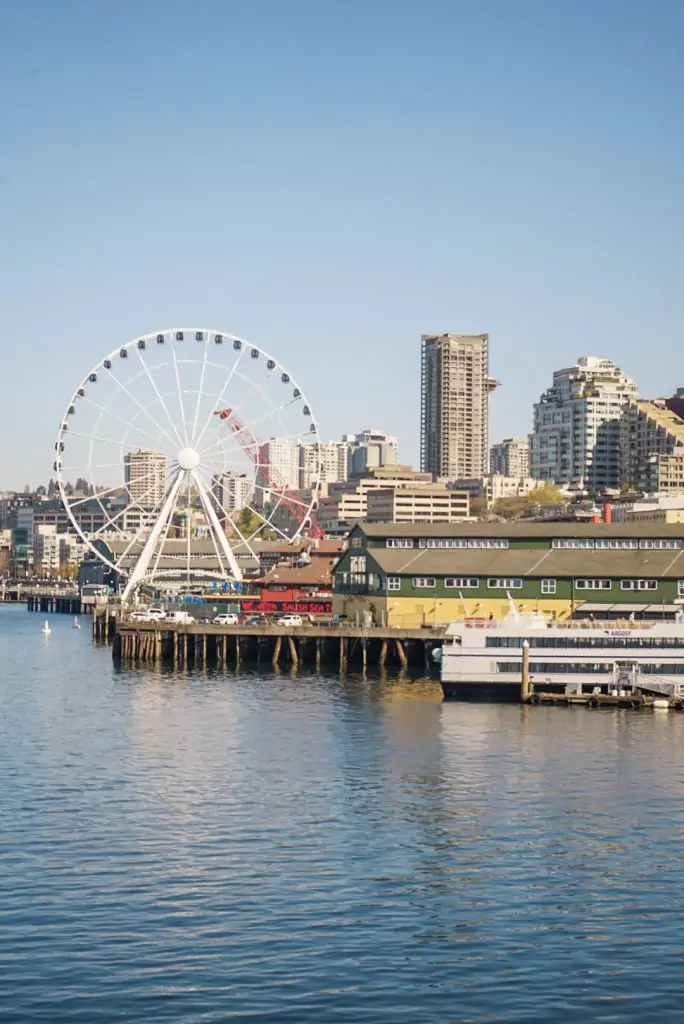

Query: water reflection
[[2, 607, 684, 1021]]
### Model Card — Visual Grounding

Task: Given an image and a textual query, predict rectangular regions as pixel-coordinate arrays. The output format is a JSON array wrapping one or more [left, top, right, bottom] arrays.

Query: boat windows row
[[497, 661, 684, 674], [487, 636, 684, 649]]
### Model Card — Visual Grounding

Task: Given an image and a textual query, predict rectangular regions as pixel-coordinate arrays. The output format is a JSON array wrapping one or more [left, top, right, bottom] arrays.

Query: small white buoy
[[73, 616, 81, 630], [42, 620, 52, 636], [653, 698, 670, 710]]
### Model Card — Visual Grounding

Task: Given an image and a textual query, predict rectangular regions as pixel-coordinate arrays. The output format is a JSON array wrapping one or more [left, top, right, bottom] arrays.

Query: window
[[350, 555, 366, 573], [445, 577, 479, 589], [678, 581, 684, 599], [576, 579, 612, 590], [387, 577, 401, 591], [621, 579, 657, 591], [351, 535, 363, 548], [541, 579, 556, 594], [412, 577, 436, 589], [552, 538, 596, 549], [639, 539, 682, 550], [386, 538, 414, 549], [487, 578, 522, 589]]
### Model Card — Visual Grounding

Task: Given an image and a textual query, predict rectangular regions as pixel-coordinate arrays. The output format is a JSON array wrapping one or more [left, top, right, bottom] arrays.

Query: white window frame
[[386, 538, 414, 549], [541, 579, 556, 595], [386, 576, 401, 591], [349, 555, 366, 573], [351, 535, 363, 548], [576, 579, 612, 590], [412, 577, 436, 589], [444, 577, 479, 589], [678, 580, 684, 599], [621, 579, 657, 591], [487, 578, 522, 590]]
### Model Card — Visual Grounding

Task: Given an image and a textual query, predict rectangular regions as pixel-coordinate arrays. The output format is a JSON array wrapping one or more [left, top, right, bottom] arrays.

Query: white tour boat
[[440, 598, 684, 701]]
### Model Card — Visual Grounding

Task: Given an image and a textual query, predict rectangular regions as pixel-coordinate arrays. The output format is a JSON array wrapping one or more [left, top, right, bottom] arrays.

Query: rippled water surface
[[3, 605, 684, 1021]]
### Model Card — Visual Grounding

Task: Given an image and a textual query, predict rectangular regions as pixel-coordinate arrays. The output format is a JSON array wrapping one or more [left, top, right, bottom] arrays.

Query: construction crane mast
[[213, 408, 325, 539]]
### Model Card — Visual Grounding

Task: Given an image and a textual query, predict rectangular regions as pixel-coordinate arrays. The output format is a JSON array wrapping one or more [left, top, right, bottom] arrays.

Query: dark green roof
[[359, 547, 684, 579], [351, 521, 684, 539]]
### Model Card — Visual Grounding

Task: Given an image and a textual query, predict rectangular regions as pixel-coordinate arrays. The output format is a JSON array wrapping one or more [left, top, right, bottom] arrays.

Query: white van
[[167, 610, 195, 624]]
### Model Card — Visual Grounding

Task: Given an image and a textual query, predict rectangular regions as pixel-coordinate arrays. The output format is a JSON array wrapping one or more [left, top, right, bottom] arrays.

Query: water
[[2, 606, 684, 1022]]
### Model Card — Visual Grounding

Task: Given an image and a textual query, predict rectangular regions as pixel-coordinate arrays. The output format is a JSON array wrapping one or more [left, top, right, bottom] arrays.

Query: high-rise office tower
[[420, 333, 499, 479]]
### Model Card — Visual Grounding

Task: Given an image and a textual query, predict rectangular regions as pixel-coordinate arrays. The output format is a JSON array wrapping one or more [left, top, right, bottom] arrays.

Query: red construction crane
[[213, 407, 325, 539]]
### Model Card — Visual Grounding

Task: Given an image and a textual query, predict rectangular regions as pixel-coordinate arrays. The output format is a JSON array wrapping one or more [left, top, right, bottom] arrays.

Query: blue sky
[[1, 0, 682, 488]]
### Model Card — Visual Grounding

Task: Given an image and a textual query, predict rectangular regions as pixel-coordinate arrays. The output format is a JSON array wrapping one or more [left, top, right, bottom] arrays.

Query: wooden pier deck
[[104, 614, 445, 671]]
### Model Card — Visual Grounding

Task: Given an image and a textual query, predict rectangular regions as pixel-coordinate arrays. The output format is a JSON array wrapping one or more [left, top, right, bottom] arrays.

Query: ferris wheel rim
[[55, 327, 324, 587]]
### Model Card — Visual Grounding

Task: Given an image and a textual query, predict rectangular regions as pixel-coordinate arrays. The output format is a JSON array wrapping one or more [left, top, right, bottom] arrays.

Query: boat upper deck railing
[[451, 616, 681, 632]]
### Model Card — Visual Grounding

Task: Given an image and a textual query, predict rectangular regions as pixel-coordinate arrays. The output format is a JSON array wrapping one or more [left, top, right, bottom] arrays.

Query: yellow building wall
[[333, 594, 574, 628]]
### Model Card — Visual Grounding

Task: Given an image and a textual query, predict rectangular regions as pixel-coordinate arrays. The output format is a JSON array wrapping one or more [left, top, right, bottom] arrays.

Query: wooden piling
[[288, 636, 298, 666], [315, 637, 321, 671], [395, 639, 407, 668], [362, 637, 367, 672], [379, 639, 387, 668], [272, 636, 282, 667]]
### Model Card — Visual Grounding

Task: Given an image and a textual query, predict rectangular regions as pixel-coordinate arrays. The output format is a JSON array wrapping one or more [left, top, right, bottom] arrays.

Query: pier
[[105, 614, 444, 671]]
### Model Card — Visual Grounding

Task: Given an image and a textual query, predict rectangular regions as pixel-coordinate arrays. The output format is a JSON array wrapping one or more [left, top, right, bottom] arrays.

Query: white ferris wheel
[[55, 328, 322, 600]]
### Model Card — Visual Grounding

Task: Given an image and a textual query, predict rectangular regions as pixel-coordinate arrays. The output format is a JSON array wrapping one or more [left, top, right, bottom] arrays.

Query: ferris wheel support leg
[[121, 473, 185, 602], [191, 470, 243, 582]]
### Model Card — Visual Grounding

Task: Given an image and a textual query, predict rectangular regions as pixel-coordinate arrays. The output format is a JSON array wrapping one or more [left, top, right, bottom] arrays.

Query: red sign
[[241, 599, 333, 615]]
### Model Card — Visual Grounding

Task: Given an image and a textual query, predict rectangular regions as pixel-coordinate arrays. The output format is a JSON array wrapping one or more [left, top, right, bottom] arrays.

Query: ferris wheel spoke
[[192, 477, 229, 578], [194, 465, 258, 559], [170, 339, 189, 446], [68, 483, 127, 509], [121, 472, 185, 600], [197, 409, 306, 463], [191, 470, 243, 580], [136, 351, 186, 449], [90, 474, 169, 538], [103, 367, 183, 454], [192, 342, 247, 452], [190, 335, 210, 445], [77, 393, 177, 455], [249, 479, 313, 512], [150, 475, 183, 582]]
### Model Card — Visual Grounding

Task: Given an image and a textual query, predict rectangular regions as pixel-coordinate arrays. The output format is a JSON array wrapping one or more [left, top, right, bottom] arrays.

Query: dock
[[103, 614, 445, 671], [524, 691, 683, 710]]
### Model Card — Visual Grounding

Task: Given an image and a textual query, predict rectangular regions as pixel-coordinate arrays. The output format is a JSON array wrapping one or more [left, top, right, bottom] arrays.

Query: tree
[[469, 497, 487, 519], [526, 483, 564, 505], [36, 485, 46, 496], [47, 478, 56, 497]]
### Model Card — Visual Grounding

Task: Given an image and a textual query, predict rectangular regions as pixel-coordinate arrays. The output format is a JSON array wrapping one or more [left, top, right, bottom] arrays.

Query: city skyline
[[1, 1, 683, 487]]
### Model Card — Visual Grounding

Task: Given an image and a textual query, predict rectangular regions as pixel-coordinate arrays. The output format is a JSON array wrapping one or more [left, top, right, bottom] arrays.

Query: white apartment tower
[[529, 356, 638, 490], [490, 437, 529, 478], [212, 472, 253, 521], [420, 333, 499, 479], [299, 441, 349, 490], [124, 449, 167, 509], [257, 438, 300, 494]]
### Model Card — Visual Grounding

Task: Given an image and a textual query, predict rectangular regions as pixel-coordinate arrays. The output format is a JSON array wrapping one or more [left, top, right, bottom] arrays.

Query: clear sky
[[1, 0, 682, 488]]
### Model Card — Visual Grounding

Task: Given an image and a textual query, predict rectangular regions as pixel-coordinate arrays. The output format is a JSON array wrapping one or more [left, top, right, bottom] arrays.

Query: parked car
[[130, 607, 166, 622], [244, 615, 264, 626], [213, 612, 240, 625], [277, 614, 303, 627], [167, 610, 195, 624]]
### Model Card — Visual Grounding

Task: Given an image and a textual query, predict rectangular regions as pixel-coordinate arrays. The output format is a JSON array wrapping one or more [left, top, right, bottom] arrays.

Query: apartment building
[[490, 437, 529, 478], [530, 356, 637, 490], [620, 391, 684, 494], [420, 333, 499, 479], [124, 449, 167, 509]]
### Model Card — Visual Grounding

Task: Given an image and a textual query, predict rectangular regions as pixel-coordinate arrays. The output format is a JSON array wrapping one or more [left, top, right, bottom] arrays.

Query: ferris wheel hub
[[177, 446, 201, 471]]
